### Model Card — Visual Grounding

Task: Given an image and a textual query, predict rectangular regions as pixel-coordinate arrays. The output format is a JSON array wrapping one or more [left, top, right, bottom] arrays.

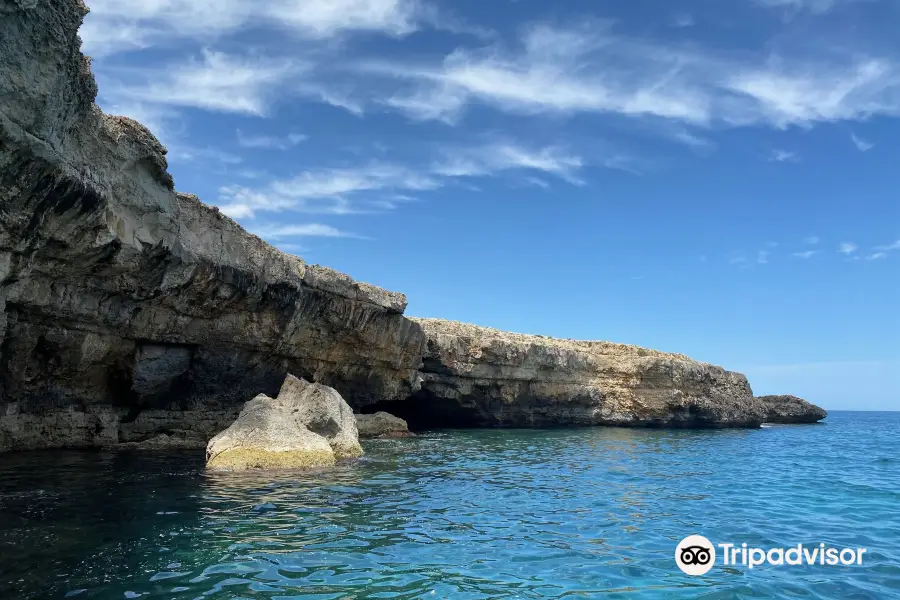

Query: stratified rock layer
[[387, 319, 765, 429], [206, 375, 362, 471], [0, 0, 425, 450], [758, 395, 827, 424]]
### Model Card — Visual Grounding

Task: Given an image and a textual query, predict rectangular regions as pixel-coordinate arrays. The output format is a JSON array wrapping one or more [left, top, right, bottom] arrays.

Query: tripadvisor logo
[[675, 535, 868, 575], [676, 535, 716, 575]]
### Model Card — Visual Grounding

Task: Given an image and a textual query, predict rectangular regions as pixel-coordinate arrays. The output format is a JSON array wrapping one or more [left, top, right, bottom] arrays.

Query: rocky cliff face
[[757, 395, 827, 424], [374, 319, 766, 429], [1, 0, 773, 450], [0, 0, 426, 450]]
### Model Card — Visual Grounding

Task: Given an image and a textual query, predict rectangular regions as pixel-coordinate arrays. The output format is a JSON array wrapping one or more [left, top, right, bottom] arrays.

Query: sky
[[79, 0, 899, 411]]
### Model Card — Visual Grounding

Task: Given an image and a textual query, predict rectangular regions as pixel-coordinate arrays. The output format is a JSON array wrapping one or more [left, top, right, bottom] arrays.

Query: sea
[[0, 411, 897, 599]]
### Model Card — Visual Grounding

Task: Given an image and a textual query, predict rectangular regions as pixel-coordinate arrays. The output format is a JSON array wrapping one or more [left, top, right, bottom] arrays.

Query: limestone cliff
[[1, 0, 774, 450], [0, 0, 426, 450], [376, 319, 766, 429]]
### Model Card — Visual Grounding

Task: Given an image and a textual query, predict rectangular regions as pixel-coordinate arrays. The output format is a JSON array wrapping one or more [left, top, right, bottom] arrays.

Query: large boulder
[[206, 375, 362, 471], [758, 395, 827, 424], [356, 412, 413, 438]]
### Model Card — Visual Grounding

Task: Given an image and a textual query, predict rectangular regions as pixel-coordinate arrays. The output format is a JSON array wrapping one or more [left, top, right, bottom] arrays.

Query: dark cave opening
[[359, 391, 483, 431]]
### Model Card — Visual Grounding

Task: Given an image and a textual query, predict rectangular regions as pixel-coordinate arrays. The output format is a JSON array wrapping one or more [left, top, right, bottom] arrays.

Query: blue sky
[[79, 0, 899, 410]]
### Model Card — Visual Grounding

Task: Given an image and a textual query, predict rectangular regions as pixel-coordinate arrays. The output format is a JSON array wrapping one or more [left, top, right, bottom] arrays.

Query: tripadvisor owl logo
[[675, 535, 716, 575]]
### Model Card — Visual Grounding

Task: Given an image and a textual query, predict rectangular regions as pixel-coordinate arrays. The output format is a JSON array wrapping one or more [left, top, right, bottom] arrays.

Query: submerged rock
[[401, 319, 766, 429], [758, 395, 827, 424], [206, 375, 363, 471], [356, 412, 413, 438]]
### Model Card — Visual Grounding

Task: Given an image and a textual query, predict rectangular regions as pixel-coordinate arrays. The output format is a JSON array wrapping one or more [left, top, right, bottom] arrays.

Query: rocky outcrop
[[206, 375, 362, 470], [0, 0, 425, 450], [356, 412, 413, 438], [758, 395, 827, 424], [376, 319, 766, 429]]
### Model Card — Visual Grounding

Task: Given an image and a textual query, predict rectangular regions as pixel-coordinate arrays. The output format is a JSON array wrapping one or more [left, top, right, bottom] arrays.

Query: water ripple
[[0, 412, 898, 598]]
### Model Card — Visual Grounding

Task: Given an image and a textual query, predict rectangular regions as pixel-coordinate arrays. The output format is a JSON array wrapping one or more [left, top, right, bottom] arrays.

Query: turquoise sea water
[[1, 411, 898, 599]]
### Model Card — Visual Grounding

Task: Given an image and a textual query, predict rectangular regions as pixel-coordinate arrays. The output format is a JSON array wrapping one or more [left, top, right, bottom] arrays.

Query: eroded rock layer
[[0, 0, 426, 450], [379, 319, 766, 429]]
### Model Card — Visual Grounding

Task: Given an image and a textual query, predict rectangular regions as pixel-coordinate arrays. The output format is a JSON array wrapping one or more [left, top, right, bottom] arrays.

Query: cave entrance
[[360, 390, 483, 431]]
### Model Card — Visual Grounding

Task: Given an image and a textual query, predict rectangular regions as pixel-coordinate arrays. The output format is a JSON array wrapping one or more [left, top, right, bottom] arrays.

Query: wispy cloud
[[805, 236, 821, 245], [838, 242, 858, 254], [217, 141, 585, 218], [81, 0, 426, 57], [168, 145, 243, 165], [850, 133, 875, 151], [793, 250, 819, 258], [432, 143, 586, 184], [105, 50, 297, 116], [237, 130, 308, 150], [754, 0, 839, 14], [875, 240, 900, 252], [866, 252, 887, 260], [769, 149, 800, 162], [757, 250, 771, 264], [357, 22, 900, 131], [253, 223, 366, 239]]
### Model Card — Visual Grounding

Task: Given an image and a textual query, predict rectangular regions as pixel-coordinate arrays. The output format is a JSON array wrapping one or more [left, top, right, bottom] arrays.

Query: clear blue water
[[1, 411, 898, 599]]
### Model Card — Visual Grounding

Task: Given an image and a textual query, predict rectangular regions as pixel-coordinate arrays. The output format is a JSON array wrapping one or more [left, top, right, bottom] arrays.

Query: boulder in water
[[757, 395, 827, 424], [206, 375, 363, 470], [356, 412, 413, 438]]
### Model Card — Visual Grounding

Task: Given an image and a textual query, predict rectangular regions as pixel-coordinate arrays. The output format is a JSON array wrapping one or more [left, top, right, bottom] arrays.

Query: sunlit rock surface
[[206, 375, 362, 471]]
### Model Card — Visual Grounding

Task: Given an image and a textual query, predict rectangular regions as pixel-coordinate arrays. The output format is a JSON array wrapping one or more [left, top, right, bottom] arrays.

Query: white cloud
[[673, 130, 717, 153], [218, 142, 585, 217], [253, 223, 365, 239], [805, 236, 820, 244], [168, 145, 243, 165], [757, 250, 770, 264], [433, 143, 585, 184], [362, 22, 900, 130], [793, 250, 819, 258], [876, 240, 900, 251], [839, 242, 858, 254], [81, 0, 425, 57], [851, 133, 875, 151], [106, 50, 296, 116], [754, 0, 839, 13], [364, 23, 715, 124], [770, 149, 800, 162], [728, 59, 900, 128], [237, 130, 308, 150], [866, 252, 887, 260]]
